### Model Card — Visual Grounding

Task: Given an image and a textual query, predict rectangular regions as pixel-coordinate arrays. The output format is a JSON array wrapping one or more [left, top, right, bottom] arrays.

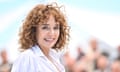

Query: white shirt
[[11, 45, 65, 72]]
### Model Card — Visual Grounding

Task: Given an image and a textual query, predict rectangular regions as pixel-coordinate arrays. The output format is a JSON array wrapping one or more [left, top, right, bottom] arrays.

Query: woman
[[11, 3, 69, 72]]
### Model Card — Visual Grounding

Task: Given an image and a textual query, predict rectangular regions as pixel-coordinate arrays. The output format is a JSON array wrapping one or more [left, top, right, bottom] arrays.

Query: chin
[[45, 45, 54, 49]]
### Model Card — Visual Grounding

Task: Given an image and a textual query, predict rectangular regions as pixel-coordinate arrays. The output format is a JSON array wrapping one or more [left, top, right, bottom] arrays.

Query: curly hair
[[19, 3, 70, 51]]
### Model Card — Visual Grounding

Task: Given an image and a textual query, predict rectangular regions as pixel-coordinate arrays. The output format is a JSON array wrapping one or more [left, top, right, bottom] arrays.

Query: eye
[[54, 26, 59, 30], [42, 26, 49, 30], [54, 24, 60, 30]]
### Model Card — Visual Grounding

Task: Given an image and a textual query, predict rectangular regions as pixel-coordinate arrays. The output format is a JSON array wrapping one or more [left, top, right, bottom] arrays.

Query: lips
[[44, 38, 55, 43]]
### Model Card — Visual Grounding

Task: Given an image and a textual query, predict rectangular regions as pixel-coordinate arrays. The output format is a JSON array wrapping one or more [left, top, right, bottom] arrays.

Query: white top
[[11, 45, 65, 72]]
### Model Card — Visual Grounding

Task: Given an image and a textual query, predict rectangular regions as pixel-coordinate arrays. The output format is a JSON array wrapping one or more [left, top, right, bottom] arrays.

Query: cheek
[[36, 29, 44, 41], [37, 32, 45, 40], [55, 32, 60, 40], [57, 30, 60, 36], [57, 32, 60, 37]]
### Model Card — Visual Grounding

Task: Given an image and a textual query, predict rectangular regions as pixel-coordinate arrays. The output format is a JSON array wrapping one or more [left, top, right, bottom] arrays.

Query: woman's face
[[36, 15, 60, 49]]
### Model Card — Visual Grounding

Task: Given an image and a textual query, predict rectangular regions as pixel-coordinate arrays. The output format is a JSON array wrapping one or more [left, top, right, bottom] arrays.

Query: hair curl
[[19, 3, 70, 51]]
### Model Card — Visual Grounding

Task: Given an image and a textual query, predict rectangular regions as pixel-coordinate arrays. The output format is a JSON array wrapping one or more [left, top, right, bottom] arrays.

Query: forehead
[[47, 15, 55, 22], [40, 15, 59, 25]]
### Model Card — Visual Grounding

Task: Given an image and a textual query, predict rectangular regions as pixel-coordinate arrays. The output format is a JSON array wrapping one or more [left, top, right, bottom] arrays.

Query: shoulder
[[12, 49, 36, 66], [11, 49, 38, 72], [18, 49, 33, 59], [14, 48, 35, 64]]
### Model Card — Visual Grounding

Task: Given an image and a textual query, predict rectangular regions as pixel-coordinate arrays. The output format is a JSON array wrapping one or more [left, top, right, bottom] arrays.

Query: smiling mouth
[[44, 38, 55, 43]]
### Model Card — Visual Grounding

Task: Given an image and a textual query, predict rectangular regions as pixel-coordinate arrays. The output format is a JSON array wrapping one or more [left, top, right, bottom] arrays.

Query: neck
[[99, 67, 105, 71], [43, 48, 50, 57], [92, 48, 97, 51], [2, 60, 8, 64], [39, 45, 50, 57]]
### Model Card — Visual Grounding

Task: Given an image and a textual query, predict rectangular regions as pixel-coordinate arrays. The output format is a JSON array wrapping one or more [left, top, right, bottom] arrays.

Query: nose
[[48, 28, 55, 35]]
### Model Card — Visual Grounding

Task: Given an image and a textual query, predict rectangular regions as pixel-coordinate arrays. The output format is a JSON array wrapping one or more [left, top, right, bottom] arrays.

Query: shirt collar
[[31, 45, 45, 57], [31, 45, 57, 57]]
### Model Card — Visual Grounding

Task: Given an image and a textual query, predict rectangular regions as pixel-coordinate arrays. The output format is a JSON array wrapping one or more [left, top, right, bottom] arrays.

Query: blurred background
[[0, 0, 120, 72]]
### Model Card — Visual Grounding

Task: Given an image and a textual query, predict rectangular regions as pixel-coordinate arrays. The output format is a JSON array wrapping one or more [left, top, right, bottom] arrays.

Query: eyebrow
[[41, 23, 59, 26], [41, 24, 49, 26]]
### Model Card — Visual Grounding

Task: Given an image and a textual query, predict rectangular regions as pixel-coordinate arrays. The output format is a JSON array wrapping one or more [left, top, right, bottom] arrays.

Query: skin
[[36, 15, 60, 57], [97, 55, 108, 70], [1, 50, 8, 64], [111, 61, 120, 72]]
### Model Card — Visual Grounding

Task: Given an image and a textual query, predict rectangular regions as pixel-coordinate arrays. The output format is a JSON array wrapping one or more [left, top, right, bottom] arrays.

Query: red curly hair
[[19, 3, 70, 50]]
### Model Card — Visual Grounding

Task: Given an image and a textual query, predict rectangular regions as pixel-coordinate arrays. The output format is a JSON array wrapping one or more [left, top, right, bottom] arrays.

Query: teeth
[[45, 38, 54, 41]]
